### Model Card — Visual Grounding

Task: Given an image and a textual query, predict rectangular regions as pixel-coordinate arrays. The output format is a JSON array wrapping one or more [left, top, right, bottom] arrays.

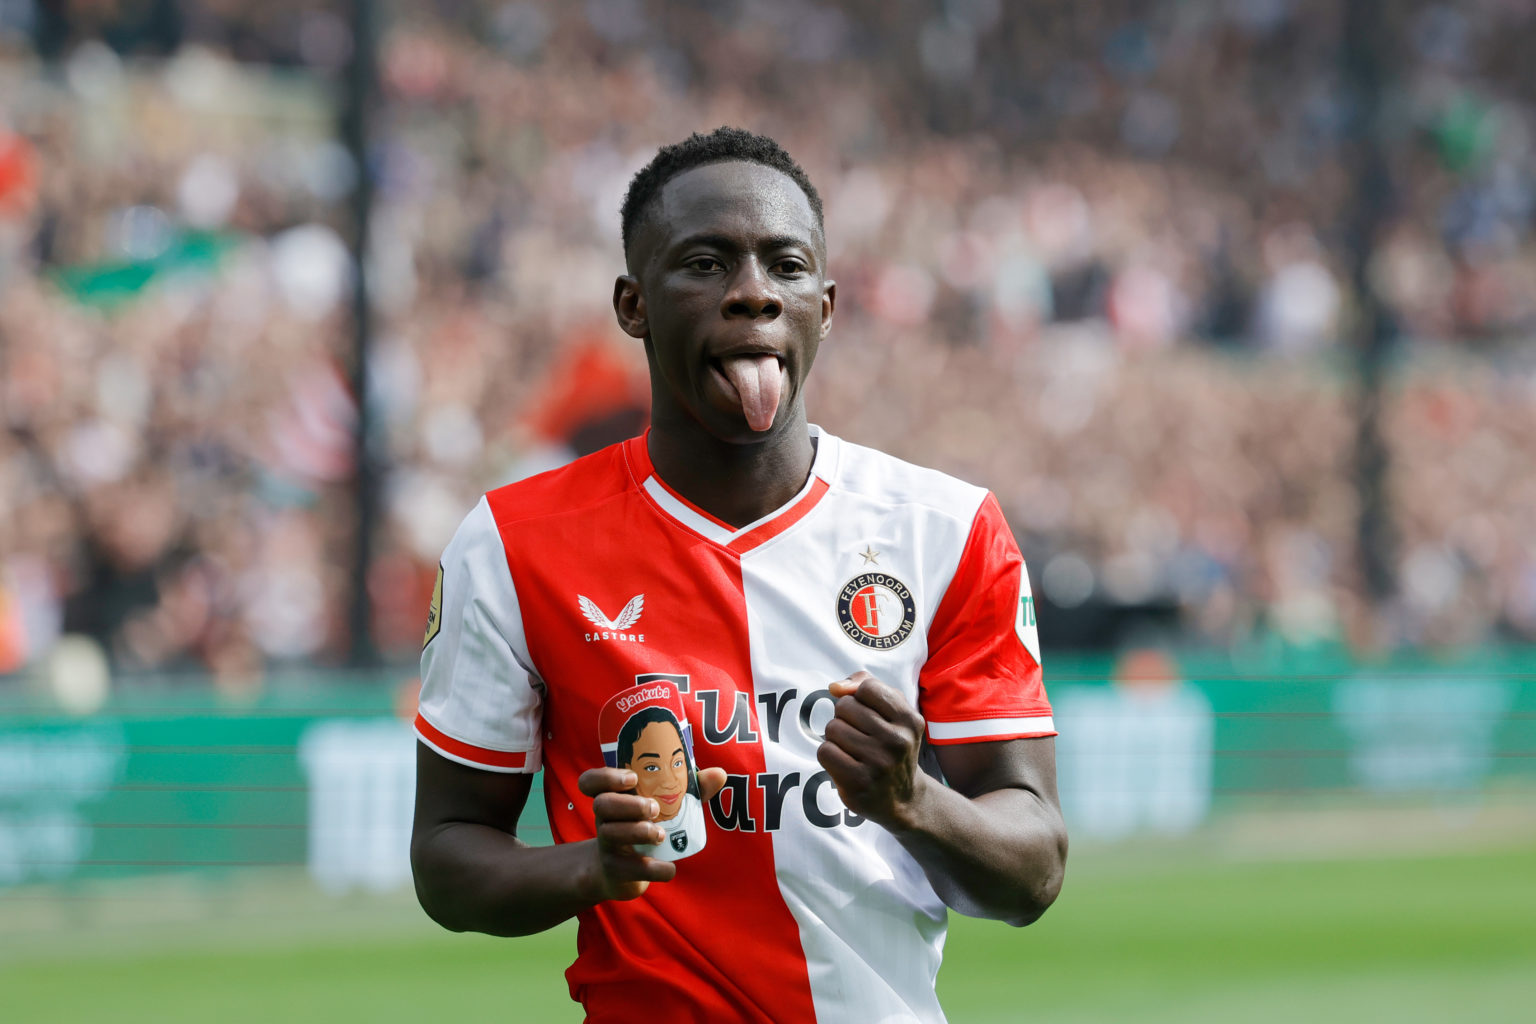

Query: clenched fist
[[815, 671, 928, 830]]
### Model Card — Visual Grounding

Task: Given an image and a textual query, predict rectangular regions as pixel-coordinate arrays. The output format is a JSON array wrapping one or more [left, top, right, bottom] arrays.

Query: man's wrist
[[885, 770, 938, 837], [573, 839, 608, 903]]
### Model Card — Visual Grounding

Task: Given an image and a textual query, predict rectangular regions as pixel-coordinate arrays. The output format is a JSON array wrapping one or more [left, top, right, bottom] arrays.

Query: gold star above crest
[[860, 545, 880, 565]]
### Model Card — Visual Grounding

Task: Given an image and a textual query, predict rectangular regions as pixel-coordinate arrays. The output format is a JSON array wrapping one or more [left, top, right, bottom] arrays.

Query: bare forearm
[[890, 776, 1067, 926], [411, 823, 602, 937]]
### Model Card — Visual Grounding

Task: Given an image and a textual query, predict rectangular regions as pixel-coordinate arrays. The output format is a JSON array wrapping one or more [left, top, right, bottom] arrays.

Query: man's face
[[616, 161, 834, 444], [625, 720, 689, 820]]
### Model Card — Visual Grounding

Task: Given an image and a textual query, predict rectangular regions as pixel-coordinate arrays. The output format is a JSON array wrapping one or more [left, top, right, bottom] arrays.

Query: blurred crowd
[[1, 0, 1534, 688]]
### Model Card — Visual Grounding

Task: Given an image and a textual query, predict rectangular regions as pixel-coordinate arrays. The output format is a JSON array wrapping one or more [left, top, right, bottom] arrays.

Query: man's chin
[[696, 404, 791, 445]]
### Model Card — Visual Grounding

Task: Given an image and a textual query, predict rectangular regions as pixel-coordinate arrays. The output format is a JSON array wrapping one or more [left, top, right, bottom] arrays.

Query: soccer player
[[411, 127, 1067, 1023]]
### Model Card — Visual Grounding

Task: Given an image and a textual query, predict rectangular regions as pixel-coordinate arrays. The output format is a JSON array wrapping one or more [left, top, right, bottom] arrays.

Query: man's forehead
[[651, 161, 820, 247]]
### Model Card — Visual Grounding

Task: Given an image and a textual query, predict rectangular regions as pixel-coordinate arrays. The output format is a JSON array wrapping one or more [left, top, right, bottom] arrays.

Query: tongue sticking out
[[719, 354, 783, 432]]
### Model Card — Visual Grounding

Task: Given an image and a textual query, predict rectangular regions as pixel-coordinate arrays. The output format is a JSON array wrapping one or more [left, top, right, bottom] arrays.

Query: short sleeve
[[415, 496, 545, 772], [918, 493, 1055, 744]]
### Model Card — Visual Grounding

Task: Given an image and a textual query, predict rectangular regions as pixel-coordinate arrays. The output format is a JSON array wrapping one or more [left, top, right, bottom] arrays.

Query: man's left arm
[[818, 672, 1067, 926]]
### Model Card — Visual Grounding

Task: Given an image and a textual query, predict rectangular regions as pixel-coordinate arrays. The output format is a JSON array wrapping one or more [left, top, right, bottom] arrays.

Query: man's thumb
[[697, 766, 729, 802]]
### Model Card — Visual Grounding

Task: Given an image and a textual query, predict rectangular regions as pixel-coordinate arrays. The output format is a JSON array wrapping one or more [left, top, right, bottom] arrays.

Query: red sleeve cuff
[[414, 712, 532, 772]]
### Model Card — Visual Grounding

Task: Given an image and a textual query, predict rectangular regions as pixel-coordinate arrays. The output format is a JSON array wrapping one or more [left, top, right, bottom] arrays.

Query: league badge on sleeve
[[1015, 565, 1041, 665], [599, 678, 706, 861], [422, 563, 444, 649]]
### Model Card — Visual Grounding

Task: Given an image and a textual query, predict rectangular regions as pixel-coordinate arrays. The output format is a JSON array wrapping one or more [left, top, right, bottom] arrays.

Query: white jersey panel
[[739, 436, 987, 1024], [417, 496, 545, 772], [829, 434, 989, 526]]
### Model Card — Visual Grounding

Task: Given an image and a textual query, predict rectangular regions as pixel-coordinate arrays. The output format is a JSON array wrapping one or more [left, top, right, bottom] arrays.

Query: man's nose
[[721, 259, 782, 320]]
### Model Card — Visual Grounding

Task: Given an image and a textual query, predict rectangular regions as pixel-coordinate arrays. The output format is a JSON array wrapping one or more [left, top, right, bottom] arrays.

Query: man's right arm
[[412, 495, 724, 935], [410, 745, 685, 937]]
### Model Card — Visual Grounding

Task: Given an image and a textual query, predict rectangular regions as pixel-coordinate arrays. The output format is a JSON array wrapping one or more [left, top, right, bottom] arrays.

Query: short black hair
[[617, 706, 685, 772], [620, 126, 824, 259]]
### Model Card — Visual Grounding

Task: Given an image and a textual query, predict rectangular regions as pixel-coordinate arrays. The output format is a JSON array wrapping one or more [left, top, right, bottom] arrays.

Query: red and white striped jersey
[[416, 426, 1053, 1023]]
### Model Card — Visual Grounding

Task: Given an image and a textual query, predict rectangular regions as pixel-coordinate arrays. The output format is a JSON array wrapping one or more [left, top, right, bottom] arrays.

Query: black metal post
[[1343, 0, 1398, 606], [343, 0, 380, 668]]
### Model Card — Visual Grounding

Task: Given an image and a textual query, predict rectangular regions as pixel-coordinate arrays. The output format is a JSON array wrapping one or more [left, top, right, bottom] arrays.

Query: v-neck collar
[[624, 426, 837, 555]]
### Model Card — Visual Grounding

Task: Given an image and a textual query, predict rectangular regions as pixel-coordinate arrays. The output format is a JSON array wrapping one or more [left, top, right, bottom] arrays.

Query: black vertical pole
[[344, 0, 380, 669], [1343, 0, 1397, 606]]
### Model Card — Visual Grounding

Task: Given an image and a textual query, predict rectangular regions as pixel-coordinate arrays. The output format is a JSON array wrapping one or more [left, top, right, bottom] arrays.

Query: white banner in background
[[1054, 684, 1214, 841], [298, 719, 416, 893]]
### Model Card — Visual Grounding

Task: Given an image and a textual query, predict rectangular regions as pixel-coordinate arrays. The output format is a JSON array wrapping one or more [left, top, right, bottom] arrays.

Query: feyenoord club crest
[[837, 573, 917, 650]]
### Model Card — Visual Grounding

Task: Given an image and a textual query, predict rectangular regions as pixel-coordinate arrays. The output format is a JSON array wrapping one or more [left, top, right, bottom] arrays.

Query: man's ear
[[614, 275, 647, 339], [820, 280, 836, 338]]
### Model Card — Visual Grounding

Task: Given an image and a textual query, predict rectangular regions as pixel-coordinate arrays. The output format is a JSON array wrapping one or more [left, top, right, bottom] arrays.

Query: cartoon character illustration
[[600, 681, 706, 861], [617, 707, 696, 819]]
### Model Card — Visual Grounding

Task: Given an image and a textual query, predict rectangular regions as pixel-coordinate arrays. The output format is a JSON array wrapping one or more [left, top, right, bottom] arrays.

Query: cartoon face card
[[599, 679, 706, 861]]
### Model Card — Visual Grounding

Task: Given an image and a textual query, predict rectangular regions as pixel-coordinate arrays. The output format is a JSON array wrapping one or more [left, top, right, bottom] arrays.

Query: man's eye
[[688, 257, 724, 272], [774, 260, 806, 275], [644, 764, 658, 772], [673, 758, 684, 768]]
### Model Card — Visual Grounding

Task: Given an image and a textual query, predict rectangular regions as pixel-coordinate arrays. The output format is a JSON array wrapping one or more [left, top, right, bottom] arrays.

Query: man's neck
[[646, 411, 816, 529]]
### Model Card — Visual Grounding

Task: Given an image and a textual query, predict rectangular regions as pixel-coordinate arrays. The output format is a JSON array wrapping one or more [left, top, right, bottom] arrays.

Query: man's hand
[[816, 671, 927, 830], [811, 673, 1067, 925], [577, 765, 728, 901]]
